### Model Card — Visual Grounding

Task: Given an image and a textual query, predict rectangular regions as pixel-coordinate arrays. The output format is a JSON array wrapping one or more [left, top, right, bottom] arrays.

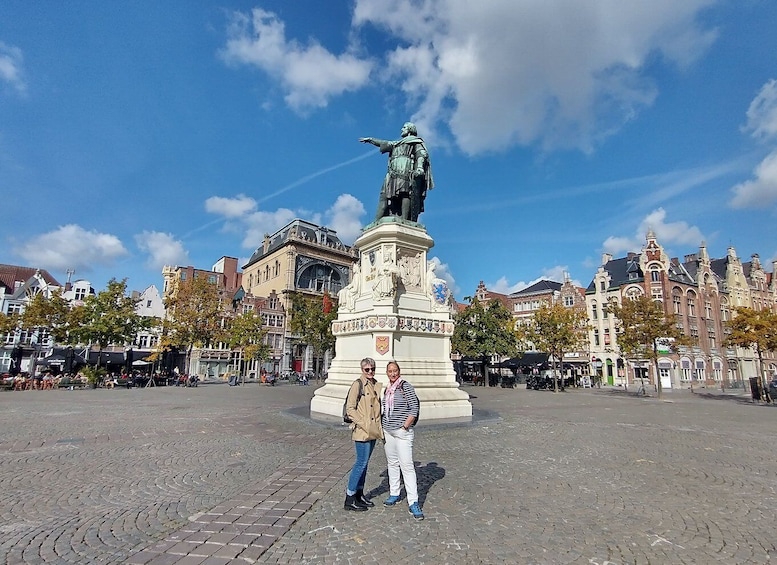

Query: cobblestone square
[[1, 383, 775, 564]]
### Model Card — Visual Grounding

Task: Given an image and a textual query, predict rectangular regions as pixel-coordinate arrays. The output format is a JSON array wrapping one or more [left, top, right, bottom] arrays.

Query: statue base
[[310, 218, 472, 421]]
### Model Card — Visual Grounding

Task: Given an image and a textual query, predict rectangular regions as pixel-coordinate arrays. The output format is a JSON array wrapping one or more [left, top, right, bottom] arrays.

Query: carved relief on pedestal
[[337, 261, 361, 313], [398, 250, 423, 290]]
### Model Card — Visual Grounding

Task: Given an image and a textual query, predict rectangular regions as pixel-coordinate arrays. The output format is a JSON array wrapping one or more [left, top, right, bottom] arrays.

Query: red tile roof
[[0, 264, 61, 293]]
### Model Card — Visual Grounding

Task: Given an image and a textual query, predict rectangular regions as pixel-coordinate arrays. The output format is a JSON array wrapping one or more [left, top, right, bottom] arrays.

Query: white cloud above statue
[[223, 1, 718, 153]]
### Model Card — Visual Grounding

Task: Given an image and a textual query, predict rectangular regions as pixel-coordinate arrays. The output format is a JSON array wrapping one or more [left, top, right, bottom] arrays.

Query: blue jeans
[[347, 440, 376, 494]]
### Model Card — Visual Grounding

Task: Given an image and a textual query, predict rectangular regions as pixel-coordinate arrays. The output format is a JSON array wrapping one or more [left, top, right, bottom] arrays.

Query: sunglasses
[[362, 367, 376, 373]]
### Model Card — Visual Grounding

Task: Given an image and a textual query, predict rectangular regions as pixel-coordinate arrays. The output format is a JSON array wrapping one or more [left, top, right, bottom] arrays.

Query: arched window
[[672, 288, 682, 314], [720, 297, 729, 322], [297, 264, 344, 294], [686, 291, 696, 317]]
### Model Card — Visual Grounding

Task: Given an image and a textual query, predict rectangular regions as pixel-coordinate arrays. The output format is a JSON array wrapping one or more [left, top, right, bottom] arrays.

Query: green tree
[[452, 297, 517, 384], [725, 306, 777, 401], [70, 279, 151, 367], [0, 311, 19, 337], [606, 295, 692, 399], [224, 311, 269, 384], [20, 289, 74, 343], [288, 292, 337, 378], [164, 276, 223, 374], [518, 302, 589, 392]]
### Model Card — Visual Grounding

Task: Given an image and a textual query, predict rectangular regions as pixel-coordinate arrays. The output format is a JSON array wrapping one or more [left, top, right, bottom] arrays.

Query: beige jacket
[[345, 376, 383, 441]]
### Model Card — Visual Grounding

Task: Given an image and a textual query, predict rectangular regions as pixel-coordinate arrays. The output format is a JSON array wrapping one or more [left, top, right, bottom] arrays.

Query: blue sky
[[2, 1, 777, 300]]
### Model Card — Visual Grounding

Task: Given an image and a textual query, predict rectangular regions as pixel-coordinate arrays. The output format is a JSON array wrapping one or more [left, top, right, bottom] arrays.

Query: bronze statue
[[360, 122, 434, 223]]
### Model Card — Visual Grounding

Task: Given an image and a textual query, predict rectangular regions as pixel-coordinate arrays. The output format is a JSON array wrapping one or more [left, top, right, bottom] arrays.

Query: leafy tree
[[452, 297, 517, 383], [0, 312, 19, 337], [224, 311, 269, 384], [163, 276, 223, 373], [288, 292, 337, 377], [725, 306, 777, 401], [20, 289, 73, 343], [518, 302, 589, 392], [606, 295, 692, 399], [70, 279, 151, 366]]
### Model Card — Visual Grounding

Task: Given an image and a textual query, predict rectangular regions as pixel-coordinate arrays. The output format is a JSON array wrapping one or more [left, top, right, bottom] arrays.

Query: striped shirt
[[381, 380, 420, 431]]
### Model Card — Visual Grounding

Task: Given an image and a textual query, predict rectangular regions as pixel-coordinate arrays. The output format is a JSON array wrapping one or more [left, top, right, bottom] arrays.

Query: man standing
[[360, 122, 434, 222]]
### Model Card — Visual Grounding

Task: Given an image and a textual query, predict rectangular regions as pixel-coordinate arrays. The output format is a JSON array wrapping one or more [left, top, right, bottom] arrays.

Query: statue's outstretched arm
[[359, 137, 379, 146]]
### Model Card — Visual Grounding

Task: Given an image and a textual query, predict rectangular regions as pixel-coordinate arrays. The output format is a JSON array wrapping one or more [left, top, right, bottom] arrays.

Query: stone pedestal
[[310, 218, 472, 421]]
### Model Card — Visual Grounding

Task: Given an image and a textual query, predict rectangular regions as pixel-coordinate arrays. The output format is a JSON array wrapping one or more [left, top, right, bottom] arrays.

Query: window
[[680, 359, 691, 381], [563, 295, 574, 307], [720, 300, 729, 322], [269, 296, 279, 310], [7, 304, 22, 315], [274, 261, 280, 277], [599, 280, 606, 292], [180, 272, 187, 281], [694, 360, 705, 381], [712, 360, 723, 381], [594, 329, 600, 346], [208, 275, 217, 284], [651, 270, 661, 282], [604, 328, 610, 345], [591, 302, 598, 320], [687, 294, 696, 317], [672, 292, 682, 315], [705, 301, 712, 319], [75, 288, 87, 300], [146, 300, 152, 308]]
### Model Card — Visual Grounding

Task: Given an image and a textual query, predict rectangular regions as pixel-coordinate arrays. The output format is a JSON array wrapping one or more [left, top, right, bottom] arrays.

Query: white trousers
[[384, 427, 418, 506]]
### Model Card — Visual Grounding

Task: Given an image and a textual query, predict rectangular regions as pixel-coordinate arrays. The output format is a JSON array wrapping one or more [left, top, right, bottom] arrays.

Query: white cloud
[[204, 194, 257, 218], [602, 207, 705, 255], [15, 225, 128, 272], [486, 266, 576, 297], [0, 41, 25, 93], [221, 2, 717, 153], [134, 231, 190, 270], [729, 148, 777, 209], [325, 194, 366, 244], [205, 193, 369, 251], [744, 79, 777, 141], [221, 8, 373, 111], [486, 276, 528, 295], [355, 0, 717, 153], [428, 255, 459, 297]]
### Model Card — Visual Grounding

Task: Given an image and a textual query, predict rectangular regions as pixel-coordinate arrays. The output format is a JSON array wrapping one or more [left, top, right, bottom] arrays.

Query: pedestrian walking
[[343, 357, 383, 512], [381, 361, 423, 520]]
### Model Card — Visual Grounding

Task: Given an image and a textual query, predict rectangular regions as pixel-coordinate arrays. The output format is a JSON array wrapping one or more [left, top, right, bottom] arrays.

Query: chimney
[[263, 234, 271, 254], [601, 253, 612, 265]]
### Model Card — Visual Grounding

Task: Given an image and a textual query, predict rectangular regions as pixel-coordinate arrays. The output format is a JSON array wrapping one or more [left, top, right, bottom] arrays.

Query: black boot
[[344, 494, 368, 512], [355, 489, 374, 507]]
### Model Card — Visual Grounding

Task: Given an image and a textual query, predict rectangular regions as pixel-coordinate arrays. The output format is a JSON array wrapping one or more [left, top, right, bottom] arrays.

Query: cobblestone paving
[[1, 383, 775, 564]]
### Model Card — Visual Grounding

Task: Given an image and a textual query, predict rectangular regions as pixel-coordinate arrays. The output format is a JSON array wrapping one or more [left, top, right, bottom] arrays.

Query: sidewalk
[[1, 383, 775, 564]]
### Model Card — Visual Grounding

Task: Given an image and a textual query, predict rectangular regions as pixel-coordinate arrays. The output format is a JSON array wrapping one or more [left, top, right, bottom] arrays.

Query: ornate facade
[[242, 219, 356, 373]]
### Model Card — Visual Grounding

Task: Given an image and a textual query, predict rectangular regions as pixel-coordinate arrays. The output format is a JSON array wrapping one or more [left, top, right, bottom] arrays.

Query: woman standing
[[344, 357, 383, 512], [381, 361, 424, 520]]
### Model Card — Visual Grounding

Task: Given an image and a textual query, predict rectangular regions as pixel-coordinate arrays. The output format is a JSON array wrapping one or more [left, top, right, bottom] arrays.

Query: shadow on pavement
[[367, 461, 446, 507]]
